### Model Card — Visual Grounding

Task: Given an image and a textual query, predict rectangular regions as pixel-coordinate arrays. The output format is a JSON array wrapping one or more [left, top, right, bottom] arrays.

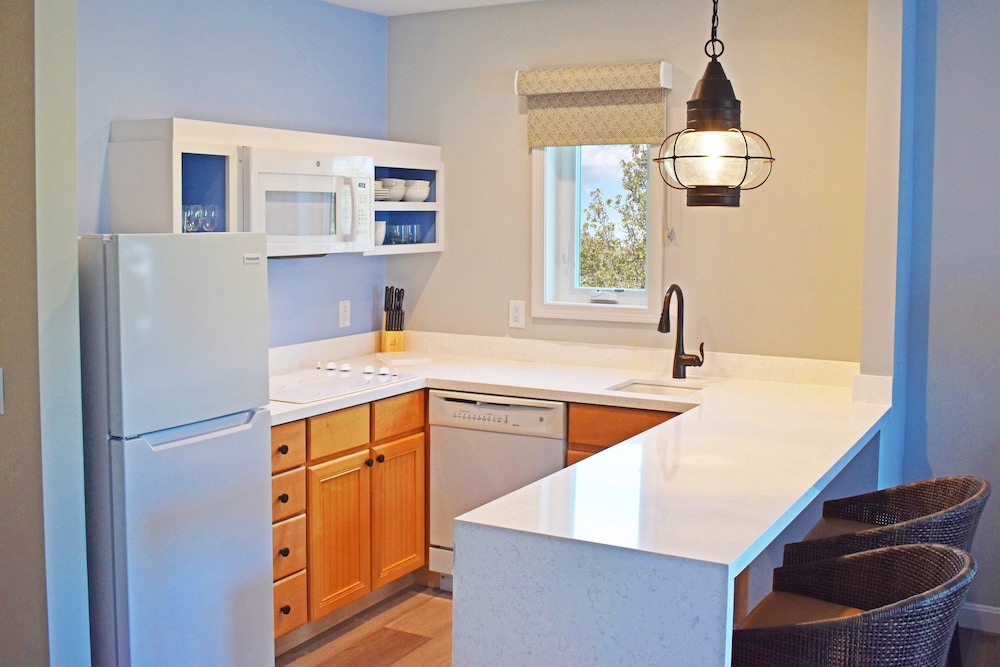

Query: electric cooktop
[[269, 363, 415, 404]]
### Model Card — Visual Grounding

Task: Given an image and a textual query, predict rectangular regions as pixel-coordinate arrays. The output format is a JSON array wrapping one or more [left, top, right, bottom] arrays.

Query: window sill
[[531, 300, 661, 324]]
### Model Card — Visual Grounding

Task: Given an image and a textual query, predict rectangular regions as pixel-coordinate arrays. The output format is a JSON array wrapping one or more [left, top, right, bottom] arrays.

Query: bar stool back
[[783, 475, 990, 566], [734, 544, 977, 667]]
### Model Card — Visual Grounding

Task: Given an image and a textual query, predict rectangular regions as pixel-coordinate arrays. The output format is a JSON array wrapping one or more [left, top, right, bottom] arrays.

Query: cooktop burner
[[269, 365, 415, 404]]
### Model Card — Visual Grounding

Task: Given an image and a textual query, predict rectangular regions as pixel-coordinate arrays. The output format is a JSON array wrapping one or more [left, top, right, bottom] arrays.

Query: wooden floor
[[276, 587, 451, 667], [278, 586, 1000, 667]]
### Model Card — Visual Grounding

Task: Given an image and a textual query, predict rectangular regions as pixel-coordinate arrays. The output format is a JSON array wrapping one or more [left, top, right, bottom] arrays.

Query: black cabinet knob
[[277, 444, 289, 455], [365, 458, 374, 467], [280, 605, 291, 615], [278, 493, 289, 503], [376, 454, 386, 463], [279, 547, 290, 557]]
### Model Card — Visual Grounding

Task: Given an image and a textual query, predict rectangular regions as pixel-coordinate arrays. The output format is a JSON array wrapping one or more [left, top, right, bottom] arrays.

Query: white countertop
[[268, 350, 890, 571], [268, 352, 708, 424]]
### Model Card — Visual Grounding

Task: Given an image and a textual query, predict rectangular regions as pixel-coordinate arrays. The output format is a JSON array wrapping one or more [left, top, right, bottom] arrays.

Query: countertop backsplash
[[270, 330, 862, 388]]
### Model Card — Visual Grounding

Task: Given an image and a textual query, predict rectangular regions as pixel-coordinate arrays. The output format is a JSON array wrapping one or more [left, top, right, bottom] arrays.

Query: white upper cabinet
[[106, 118, 443, 255]]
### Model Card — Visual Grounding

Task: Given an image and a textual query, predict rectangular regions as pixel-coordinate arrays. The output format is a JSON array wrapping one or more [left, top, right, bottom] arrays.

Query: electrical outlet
[[339, 300, 350, 328], [509, 300, 525, 329]]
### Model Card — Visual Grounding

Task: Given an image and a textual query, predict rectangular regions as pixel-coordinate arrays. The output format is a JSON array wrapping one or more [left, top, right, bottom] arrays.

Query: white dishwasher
[[428, 389, 566, 589]]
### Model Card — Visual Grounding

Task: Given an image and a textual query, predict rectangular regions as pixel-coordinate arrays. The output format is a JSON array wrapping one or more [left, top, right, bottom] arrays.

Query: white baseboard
[[959, 602, 1000, 634]]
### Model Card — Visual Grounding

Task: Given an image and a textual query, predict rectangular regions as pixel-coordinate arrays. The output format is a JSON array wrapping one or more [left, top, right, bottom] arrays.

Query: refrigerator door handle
[[133, 408, 269, 451]]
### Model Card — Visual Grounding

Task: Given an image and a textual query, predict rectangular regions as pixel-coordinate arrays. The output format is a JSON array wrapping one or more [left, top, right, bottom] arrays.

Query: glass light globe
[[657, 129, 773, 190]]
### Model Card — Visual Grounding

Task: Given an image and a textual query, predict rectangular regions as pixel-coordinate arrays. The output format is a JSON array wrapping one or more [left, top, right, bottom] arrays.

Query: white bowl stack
[[403, 179, 431, 202], [382, 177, 407, 202]]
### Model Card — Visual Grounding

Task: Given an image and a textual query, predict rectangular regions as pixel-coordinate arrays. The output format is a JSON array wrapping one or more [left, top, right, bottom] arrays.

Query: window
[[531, 143, 665, 323]]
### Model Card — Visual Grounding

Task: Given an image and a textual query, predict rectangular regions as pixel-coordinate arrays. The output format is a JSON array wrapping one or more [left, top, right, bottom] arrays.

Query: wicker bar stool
[[782, 475, 990, 566], [733, 543, 977, 667], [780, 475, 989, 666]]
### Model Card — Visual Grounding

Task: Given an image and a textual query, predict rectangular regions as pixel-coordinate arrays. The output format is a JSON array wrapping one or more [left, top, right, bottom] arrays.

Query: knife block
[[380, 314, 404, 353]]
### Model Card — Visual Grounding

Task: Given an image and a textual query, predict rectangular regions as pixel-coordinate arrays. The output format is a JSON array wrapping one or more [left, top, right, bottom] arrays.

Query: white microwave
[[240, 147, 374, 257]]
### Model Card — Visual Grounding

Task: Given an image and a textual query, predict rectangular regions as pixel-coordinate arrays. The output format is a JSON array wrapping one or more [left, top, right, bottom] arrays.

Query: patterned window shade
[[515, 61, 672, 148]]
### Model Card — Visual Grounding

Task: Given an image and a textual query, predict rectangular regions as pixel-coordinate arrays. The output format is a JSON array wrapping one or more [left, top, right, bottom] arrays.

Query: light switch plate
[[339, 300, 350, 328], [0, 367, 5, 415]]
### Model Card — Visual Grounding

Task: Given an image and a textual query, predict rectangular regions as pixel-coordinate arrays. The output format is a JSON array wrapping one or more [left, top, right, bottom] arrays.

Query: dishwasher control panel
[[428, 390, 566, 438]]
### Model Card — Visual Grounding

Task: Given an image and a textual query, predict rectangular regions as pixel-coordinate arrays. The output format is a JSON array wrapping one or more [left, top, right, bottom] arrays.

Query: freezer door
[[104, 233, 268, 437], [109, 408, 274, 666]]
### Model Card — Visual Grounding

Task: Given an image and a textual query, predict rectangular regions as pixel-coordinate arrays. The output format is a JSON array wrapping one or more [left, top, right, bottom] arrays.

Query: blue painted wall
[[77, 0, 389, 346]]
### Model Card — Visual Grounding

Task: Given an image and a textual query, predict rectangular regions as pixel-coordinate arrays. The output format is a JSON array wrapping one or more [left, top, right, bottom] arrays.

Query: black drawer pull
[[279, 547, 290, 557], [277, 444, 289, 455], [277, 493, 289, 503], [365, 458, 374, 467], [376, 454, 386, 463], [280, 605, 291, 615]]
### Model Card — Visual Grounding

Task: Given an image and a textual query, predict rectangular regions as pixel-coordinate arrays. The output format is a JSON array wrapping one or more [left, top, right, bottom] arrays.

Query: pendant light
[[654, 0, 774, 207]]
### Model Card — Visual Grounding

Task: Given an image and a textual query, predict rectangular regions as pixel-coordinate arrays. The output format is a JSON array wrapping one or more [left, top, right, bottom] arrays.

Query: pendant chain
[[705, 0, 725, 60]]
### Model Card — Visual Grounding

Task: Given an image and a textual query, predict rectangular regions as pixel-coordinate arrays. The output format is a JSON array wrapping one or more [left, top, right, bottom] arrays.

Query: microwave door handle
[[346, 177, 359, 243], [331, 176, 345, 238]]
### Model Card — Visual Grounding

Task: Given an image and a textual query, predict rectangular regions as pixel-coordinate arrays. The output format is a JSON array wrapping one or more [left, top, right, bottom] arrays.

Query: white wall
[[386, 0, 869, 362]]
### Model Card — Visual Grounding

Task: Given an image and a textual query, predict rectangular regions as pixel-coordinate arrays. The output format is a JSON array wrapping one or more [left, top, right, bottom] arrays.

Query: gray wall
[[904, 0, 1000, 616], [386, 0, 869, 362]]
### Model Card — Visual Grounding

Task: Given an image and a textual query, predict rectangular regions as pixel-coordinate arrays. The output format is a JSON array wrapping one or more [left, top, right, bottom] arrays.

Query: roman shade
[[515, 61, 672, 148]]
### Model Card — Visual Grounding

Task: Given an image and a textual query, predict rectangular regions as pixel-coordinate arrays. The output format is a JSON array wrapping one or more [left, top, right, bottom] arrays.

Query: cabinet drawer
[[272, 514, 307, 581], [271, 420, 306, 473], [308, 404, 370, 461], [568, 403, 675, 447], [272, 467, 306, 522], [372, 390, 425, 442], [273, 570, 308, 638]]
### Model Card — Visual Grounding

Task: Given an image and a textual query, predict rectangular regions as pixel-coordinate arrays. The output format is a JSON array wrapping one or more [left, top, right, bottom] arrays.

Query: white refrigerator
[[79, 233, 274, 666]]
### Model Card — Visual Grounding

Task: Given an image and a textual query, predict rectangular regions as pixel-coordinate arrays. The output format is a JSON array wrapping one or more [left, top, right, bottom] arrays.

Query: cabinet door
[[307, 450, 372, 620], [371, 433, 426, 589]]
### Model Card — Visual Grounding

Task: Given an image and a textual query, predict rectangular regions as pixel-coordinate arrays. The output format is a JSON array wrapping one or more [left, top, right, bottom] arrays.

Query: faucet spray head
[[657, 309, 671, 333]]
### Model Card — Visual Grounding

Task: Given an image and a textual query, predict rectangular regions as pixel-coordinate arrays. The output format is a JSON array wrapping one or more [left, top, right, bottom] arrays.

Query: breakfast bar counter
[[444, 375, 889, 666]]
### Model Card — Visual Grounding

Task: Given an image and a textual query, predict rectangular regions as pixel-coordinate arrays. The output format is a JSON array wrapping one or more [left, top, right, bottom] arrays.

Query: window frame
[[530, 145, 666, 324]]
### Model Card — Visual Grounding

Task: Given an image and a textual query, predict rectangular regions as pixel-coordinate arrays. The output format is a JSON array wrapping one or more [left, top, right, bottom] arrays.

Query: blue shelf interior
[[375, 167, 437, 245], [181, 153, 227, 232]]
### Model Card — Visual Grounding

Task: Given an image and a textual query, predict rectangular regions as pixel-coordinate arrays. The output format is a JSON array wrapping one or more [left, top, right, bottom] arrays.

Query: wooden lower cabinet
[[307, 450, 373, 619], [305, 399, 426, 623], [371, 433, 426, 589], [567, 403, 677, 464], [271, 422, 308, 638], [306, 391, 427, 620]]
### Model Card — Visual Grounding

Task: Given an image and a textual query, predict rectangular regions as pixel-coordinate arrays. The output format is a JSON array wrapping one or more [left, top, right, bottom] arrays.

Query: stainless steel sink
[[606, 377, 714, 397]]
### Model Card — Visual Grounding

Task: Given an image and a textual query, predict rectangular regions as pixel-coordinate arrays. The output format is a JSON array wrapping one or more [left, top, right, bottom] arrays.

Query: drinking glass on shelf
[[387, 225, 402, 245], [402, 224, 421, 244], [202, 205, 220, 232], [182, 205, 203, 233]]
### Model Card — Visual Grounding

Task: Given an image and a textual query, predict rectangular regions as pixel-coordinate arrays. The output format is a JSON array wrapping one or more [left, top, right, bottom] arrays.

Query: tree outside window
[[578, 144, 648, 291]]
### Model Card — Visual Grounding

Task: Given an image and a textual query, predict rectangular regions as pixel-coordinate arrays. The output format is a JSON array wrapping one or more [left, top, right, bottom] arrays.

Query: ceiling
[[325, 0, 542, 17]]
